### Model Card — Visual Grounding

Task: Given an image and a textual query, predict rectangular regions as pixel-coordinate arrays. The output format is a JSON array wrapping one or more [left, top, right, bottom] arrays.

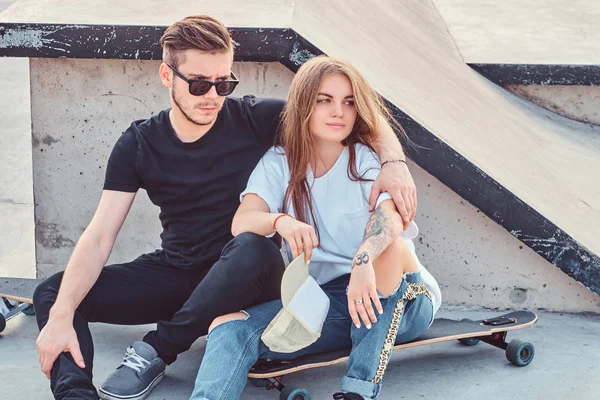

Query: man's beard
[[172, 86, 222, 126]]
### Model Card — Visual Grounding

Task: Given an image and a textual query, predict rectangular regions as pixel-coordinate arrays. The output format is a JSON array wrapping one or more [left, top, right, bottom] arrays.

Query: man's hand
[[37, 313, 85, 379], [368, 161, 417, 227]]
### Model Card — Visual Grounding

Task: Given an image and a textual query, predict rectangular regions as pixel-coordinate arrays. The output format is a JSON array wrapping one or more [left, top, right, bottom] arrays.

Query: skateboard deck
[[248, 311, 537, 399], [0, 277, 43, 333]]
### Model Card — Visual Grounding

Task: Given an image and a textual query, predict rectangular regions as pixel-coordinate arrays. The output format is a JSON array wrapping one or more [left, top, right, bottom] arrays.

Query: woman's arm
[[232, 194, 319, 262], [353, 199, 403, 267], [346, 199, 403, 329], [231, 194, 280, 237]]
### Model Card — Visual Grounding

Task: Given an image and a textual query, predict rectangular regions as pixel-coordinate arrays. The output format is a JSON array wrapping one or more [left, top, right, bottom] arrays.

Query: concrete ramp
[[292, 0, 600, 292], [434, 0, 600, 65]]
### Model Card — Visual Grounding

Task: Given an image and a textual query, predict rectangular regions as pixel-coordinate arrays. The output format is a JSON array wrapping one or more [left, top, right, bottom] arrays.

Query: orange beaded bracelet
[[273, 213, 292, 232]]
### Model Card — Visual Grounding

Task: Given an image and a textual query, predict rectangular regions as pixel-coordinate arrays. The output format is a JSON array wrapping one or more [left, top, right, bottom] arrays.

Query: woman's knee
[[374, 238, 418, 297], [208, 312, 249, 335], [395, 296, 434, 344]]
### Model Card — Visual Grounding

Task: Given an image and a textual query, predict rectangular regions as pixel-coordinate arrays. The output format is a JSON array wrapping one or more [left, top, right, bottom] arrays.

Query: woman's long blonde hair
[[279, 55, 407, 237]]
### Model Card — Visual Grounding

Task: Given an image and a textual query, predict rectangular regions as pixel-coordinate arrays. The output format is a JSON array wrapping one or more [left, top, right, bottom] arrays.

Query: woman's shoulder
[[259, 146, 288, 171], [352, 143, 381, 171], [264, 145, 287, 160]]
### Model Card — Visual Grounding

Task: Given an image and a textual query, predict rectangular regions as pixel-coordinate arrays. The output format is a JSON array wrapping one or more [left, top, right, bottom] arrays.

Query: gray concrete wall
[[29, 59, 292, 277], [410, 161, 600, 313], [506, 85, 600, 126], [27, 58, 600, 313], [0, 0, 35, 278]]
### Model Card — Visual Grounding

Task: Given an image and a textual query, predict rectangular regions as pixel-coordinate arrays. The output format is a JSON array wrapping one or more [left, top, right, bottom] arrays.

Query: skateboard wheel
[[280, 384, 311, 400], [248, 378, 268, 388], [458, 338, 480, 346], [506, 339, 535, 366], [0, 313, 5, 333], [23, 305, 36, 316]]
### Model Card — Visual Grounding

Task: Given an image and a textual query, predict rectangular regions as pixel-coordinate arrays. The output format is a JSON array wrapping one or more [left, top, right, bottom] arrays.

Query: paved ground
[[1, 307, 598, 399]]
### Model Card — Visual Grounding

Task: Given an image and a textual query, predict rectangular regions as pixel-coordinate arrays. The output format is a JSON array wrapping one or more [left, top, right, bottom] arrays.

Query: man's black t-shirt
[[104, 95, 285, 270]]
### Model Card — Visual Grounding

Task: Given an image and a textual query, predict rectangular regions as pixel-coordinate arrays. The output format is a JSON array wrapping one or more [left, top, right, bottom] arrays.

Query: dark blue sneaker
[[99, 341, 166, 400]]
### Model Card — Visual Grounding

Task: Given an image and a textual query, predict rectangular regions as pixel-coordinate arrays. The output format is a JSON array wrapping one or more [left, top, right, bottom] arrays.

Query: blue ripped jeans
[[190, 272, 434, 400]]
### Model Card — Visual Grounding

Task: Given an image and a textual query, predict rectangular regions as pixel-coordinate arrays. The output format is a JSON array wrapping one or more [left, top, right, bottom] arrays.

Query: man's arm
[[371, 115, 406, 162], [369, 116, 417, 226], [37, 190, 135, 378]]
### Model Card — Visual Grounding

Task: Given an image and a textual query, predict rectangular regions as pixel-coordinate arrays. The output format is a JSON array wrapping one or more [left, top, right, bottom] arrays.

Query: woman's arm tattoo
[[352, 207, 396, 269]]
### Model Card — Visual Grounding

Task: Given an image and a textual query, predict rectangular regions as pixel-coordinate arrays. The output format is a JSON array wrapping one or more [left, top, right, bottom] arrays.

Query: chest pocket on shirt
[[331, 208, 370, 257]]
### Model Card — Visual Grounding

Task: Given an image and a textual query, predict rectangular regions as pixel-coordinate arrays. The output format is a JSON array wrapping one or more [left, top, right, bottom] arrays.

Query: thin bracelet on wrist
[[381, 158, 407, 167], [273, 213, 292, 232]]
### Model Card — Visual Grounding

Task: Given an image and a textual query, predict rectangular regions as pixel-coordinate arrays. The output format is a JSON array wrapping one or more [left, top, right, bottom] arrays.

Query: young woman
[[189, 56, 442, 400]]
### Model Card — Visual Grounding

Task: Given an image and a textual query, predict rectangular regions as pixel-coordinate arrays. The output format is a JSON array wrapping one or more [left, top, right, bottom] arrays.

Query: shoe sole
[[98, 372, 164, 400]]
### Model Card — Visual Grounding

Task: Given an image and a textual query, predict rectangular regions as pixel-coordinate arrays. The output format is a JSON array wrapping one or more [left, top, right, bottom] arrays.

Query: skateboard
[[0, 277, 43, 333], [248, 311, 537, 400]]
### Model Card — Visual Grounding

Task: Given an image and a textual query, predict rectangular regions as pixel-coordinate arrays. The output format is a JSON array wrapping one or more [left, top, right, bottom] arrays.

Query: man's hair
[[160, 15, 235, 67]]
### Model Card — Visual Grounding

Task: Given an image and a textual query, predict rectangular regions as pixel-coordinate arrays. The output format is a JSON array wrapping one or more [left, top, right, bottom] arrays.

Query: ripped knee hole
[[208, 311, 249, 334]]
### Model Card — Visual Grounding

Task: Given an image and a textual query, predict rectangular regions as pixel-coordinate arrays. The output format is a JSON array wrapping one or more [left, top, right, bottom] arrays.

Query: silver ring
[[355, 299, 363, 305]]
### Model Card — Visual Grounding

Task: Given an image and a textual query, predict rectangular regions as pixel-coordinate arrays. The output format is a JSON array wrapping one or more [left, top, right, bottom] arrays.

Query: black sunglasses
[[168, 64, 239, 96]]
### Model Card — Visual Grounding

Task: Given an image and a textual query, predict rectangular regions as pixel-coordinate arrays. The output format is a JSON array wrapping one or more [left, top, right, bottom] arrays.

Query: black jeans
[[33, 233, 285, 400]]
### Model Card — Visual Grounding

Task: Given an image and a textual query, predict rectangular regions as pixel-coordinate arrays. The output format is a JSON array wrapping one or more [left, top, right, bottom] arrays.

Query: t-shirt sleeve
[[356, 144, 392, 208], [240, 147, 286, 214], [242, 95, 286, 148], [103, 128, 142, 192]]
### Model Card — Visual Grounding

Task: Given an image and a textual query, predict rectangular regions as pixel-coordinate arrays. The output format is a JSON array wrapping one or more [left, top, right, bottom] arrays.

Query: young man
[[33, 15, 418, 400]]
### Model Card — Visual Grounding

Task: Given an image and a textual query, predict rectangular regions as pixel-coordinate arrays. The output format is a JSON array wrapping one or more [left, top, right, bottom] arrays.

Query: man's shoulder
[[226, 95, 285, 116], [227, 95, 286, 106], [120, 109, 169, 141], [114, 110, 168, 150], [129, 109, 170, 135]]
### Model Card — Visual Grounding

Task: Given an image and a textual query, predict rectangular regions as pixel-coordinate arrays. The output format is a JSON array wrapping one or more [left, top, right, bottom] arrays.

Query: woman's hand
[[347, 252, 383, 329], [275, 215, 319, 263]]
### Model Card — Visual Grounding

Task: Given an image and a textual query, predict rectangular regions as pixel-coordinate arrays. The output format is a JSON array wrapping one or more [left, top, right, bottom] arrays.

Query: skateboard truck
[[0, 301, 32, 333], [0, 277, 42, 333], [482, 316, 517, 326]]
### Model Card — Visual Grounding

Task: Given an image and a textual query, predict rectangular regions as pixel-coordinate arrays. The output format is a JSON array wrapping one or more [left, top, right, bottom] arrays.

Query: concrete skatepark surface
[[0, 307, 598, 400], [434, 0, 600, 64]]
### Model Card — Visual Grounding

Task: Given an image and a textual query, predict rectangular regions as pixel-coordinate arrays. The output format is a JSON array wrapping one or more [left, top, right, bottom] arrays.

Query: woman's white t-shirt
[[241, 144, 441, 314]]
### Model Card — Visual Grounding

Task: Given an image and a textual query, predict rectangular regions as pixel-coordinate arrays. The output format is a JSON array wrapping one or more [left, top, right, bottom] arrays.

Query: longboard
[[248, 311, 537, 399], [0, 277, 43, 333]]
